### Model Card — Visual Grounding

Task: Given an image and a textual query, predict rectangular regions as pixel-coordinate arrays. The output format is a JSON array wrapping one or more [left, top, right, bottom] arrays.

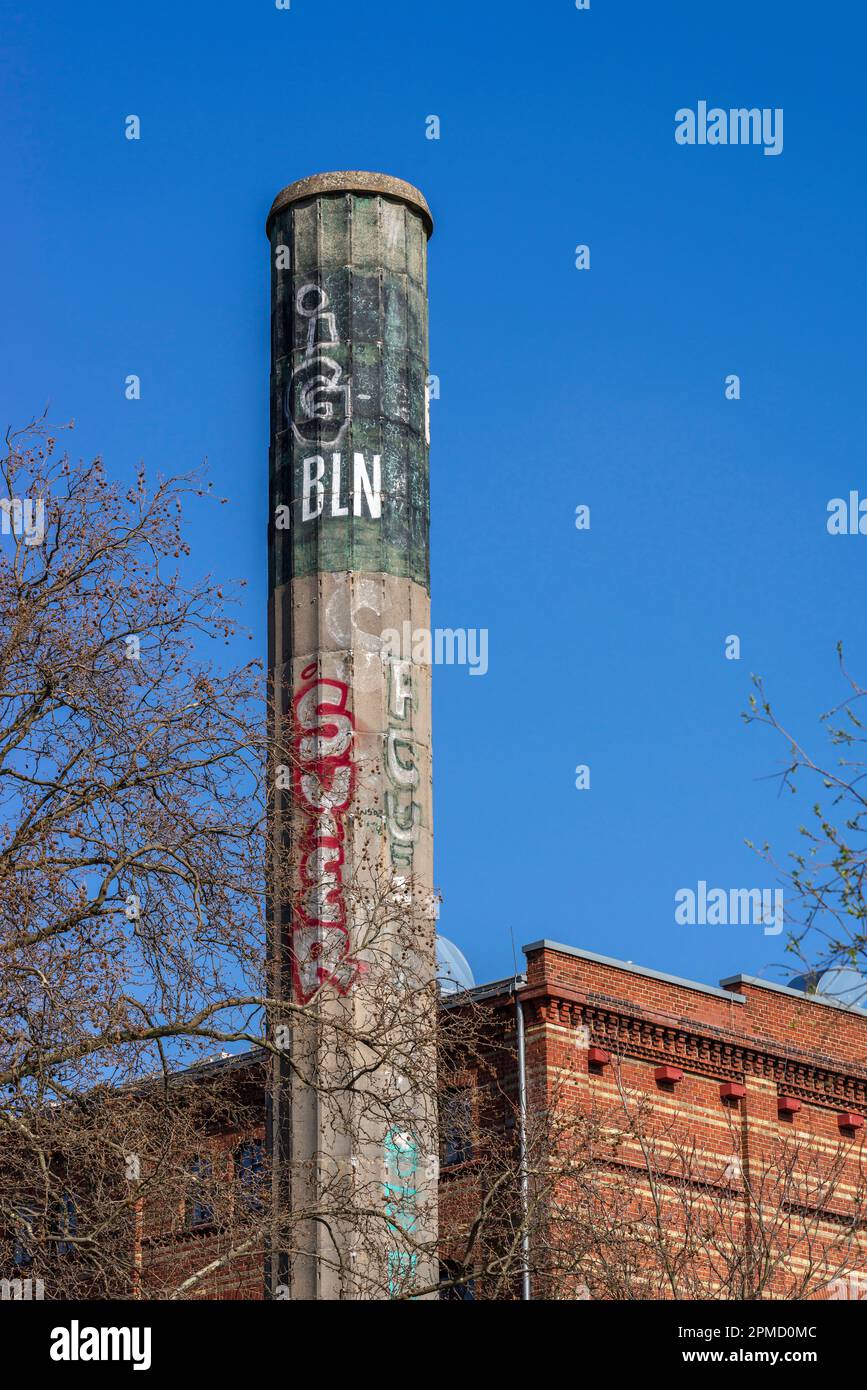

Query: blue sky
[[2, 0, 865, 991]]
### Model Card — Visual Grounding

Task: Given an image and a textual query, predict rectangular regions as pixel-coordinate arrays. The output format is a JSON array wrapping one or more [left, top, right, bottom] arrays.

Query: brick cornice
[[521, 982, 867, 1115]]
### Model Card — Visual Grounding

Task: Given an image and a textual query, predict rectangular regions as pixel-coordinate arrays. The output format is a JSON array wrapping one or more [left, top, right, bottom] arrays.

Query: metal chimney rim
[[266, 170, 434, 239]]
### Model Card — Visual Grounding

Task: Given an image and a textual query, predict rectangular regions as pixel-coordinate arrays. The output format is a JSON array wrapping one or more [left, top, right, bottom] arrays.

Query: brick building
[[122, 941, 867, 1298], [504, 941, 867, 1300]]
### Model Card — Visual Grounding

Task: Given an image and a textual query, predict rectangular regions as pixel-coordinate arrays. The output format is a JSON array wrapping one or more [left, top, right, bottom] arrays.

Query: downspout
[[514, 980, 531, 1300]]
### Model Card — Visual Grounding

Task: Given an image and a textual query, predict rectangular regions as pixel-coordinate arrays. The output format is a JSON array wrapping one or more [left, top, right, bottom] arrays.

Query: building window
[[187, 1157, 214, 1229], [54, 1193, 78, 1256], [441, 1089, 473, 1167], [12, 1208, 36, 1268], [439, 1260, 475, 1300], [236, 1140, 265, 1212]]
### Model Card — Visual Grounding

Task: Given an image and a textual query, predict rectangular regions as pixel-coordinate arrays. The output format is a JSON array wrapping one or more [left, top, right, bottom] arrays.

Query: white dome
[[814, 967, 867, 1009], [791, 967, 867, 1010], [436, 935, 475, 995]]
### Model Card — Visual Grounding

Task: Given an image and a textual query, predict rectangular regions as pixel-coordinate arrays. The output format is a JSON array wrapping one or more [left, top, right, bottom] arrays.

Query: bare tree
[[744, 647, 867, 991], [0, 416, 274, 1295]]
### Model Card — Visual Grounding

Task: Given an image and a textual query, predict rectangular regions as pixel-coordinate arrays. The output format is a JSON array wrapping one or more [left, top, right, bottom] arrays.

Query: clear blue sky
[[2, 0, 865, 991]]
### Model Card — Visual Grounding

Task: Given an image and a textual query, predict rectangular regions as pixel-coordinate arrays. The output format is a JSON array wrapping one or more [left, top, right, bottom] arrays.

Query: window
[[187, 1157, 214, 1229], [439, 1260, 475, 1300], [54, 1193, 78, 1256], [236, 1140, 265, 1212], [12, 1208, 35, 1268], [441, 1089, 473, 1167]]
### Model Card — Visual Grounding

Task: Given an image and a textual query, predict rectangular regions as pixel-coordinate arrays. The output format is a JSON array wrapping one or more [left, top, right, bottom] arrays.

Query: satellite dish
[[436, 935, 475, 995]]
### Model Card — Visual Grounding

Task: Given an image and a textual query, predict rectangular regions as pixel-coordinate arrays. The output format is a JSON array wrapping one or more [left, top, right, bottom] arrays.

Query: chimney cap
[[266, 170, 433, 239]]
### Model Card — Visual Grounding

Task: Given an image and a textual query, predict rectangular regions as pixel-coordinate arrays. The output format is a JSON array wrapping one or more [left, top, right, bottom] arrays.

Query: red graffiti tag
[[290, 664, 363, 1003]]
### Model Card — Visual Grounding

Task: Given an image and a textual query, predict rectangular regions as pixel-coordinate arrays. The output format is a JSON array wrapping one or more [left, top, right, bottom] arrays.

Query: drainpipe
[[514, 980, 531, 1300]]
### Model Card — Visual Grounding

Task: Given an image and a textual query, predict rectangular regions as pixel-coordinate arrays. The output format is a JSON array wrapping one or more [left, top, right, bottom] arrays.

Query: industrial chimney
[[265, 172, 436, 1298]]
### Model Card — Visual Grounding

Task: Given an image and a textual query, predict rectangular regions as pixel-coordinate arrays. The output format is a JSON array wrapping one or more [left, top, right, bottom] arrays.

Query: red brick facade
[[511, 941, 867, 1300]]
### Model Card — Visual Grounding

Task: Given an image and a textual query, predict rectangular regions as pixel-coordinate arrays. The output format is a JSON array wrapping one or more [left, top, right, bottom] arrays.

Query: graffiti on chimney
[[384, 659, 421, 869], [383, 1126, 420, 1296], [290, 663, 362, 1002], [286, 283, 351, 447]]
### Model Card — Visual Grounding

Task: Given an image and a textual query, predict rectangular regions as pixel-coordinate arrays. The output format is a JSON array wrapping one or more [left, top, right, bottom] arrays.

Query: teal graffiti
[[383, 1127, 421, 1296]]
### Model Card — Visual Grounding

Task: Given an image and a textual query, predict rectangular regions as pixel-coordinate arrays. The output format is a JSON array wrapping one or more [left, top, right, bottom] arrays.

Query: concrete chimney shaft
[[266, 172, 436, 1299]]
